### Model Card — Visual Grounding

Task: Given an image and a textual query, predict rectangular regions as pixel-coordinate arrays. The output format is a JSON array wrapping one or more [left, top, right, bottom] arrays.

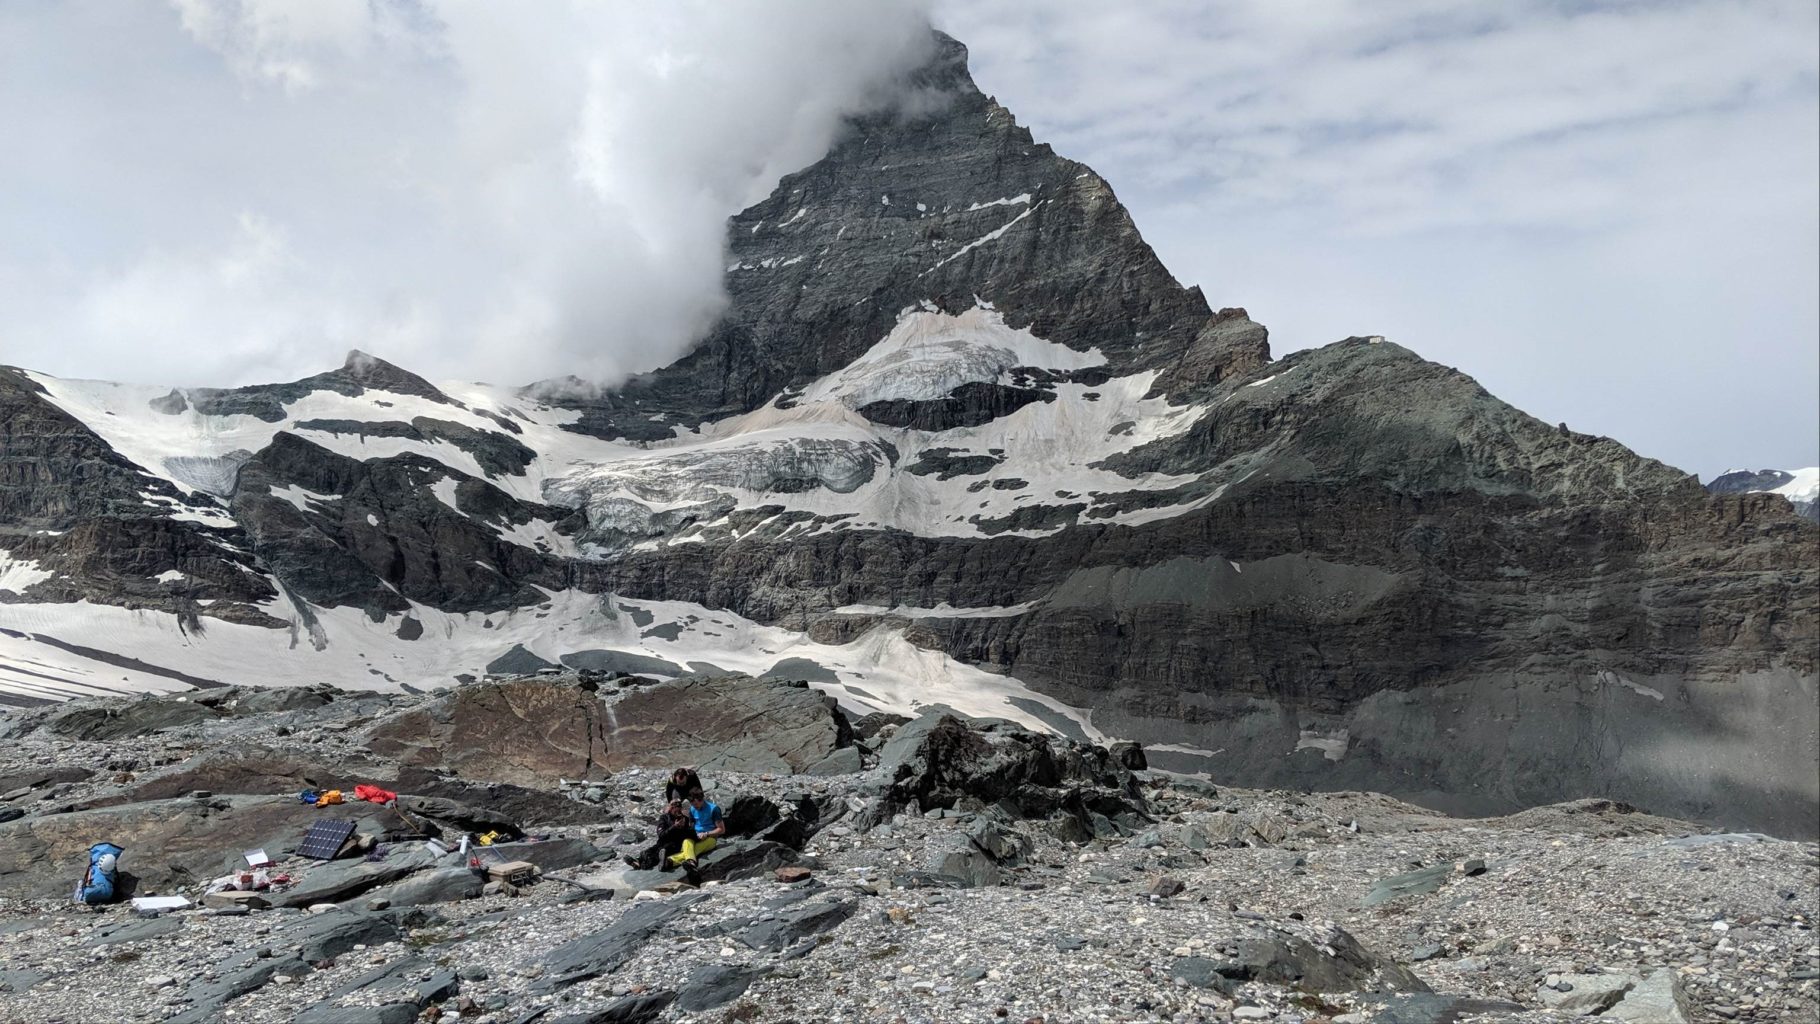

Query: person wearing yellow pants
[[668, 788, 726, 882]]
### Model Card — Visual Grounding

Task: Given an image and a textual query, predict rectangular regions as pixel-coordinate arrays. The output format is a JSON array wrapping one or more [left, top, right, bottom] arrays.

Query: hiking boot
[[622, 855, 640, 869], [682, 860, 702, 884]]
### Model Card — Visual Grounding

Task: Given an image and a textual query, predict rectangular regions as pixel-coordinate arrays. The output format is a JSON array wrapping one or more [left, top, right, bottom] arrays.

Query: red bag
[[354, 784, 397, 805]]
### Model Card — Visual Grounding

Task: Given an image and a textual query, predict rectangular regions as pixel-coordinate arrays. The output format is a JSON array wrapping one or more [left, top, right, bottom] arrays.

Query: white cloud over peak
[[0, 0, 935, 387]]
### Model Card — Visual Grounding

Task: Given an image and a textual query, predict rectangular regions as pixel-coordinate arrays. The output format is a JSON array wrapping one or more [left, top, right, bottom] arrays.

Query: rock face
[[362, 675, 852, 786], [0, 31, 1814, 836]]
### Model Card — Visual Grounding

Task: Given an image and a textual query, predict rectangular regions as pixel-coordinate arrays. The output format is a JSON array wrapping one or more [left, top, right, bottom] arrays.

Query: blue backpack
[[75, 842, 124, 904]]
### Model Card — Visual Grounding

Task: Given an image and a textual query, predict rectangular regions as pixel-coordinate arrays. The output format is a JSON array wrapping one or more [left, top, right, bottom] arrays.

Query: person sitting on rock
[[664, 766, 702, 803], [667, 788, 725, 880], [625, 800, 693, 871]]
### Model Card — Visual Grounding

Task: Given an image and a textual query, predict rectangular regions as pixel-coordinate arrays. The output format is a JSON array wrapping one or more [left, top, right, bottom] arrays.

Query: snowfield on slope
[[0, 590, 1098, 739]]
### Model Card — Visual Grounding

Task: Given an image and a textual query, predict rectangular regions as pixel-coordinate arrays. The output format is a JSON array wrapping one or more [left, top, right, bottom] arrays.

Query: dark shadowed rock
[[675, 964, 768, 1012], [535, 892, 710, 991], [1374, 993, 1526, 1024], [855, 712, 1146, 836], [546, 992, 677, 1024], [361, 866, 485, 907], [736, 897, 856, 951]]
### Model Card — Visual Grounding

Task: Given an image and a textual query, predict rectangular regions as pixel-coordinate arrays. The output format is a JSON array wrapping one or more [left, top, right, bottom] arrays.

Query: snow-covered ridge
[[1768, 467, 1820, 503], [545, 305, 1211, 543]]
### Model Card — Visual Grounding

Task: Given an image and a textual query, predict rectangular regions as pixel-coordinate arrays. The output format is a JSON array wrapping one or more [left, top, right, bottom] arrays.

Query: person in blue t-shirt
[[668, 788, 725, 880]]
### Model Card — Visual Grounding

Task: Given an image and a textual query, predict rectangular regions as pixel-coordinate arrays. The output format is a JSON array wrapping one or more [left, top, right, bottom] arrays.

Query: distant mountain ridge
[[2, 32, 1814, 836], [1708, 467, 1819, 521]]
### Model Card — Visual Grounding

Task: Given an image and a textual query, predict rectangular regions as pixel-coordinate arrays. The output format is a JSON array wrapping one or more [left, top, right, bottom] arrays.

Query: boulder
[[270, 845, 440, 908], [1361, 864, 1452, 908], [1218, 928, 1430, 995], [535, 892, 710, 991], [855, 712, 1147, 835], [0, 969, 48, 993], [362, 866, 485, 907], [736, 897, 857, 951], [480, 837, 607, 872], [1604, 970, 1690, 1023], [924, 831, 1000, 888], [722, 794, 781, 837], [675, 964, 768, 1012], [1537, 972, 1637, 1015], [802, 746, 863, 776], [1374, 993, 1527, 1024], [850, 712, 911, 740], [43, 696, 219, 740], [1109, 740, 1147, 771], [546, 992, 676, 1024]]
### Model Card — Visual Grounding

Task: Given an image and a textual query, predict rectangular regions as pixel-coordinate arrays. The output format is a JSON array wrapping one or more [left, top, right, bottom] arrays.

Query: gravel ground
[[2, 757, 1814, 1024]]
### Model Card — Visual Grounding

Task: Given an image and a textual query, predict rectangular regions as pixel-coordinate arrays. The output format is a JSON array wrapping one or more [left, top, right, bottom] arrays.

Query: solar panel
[[298, 819, 357, 860]]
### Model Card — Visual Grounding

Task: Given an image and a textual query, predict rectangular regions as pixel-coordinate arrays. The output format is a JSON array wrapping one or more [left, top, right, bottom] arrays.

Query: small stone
[[911, 980, 935, 994], [1233, 1008, 1271, 1020], [775, 866, 812, 884], [366, 898, 390, 911], [1149, 877, 1186, 898], [1459, 858, 1487, 876]]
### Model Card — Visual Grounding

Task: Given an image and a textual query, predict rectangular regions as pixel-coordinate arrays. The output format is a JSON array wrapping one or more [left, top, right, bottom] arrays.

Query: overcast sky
[[1, 1, 1814, 479]]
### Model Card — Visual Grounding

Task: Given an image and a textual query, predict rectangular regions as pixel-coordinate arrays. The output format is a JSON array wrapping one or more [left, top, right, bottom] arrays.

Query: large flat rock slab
[[0, 795, 394, 898], [362, 676, 850, 785], [599, 676, 849, 775]]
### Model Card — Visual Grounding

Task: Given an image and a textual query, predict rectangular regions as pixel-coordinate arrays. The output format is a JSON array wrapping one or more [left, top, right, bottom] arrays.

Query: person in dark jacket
[[624, 800, 693, 870], [664, 767, 702, 803]]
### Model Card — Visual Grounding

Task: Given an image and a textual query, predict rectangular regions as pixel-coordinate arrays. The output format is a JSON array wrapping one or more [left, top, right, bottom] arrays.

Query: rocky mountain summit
[[0, 29, 1815, 844], [0, 676, 1815, 1024]]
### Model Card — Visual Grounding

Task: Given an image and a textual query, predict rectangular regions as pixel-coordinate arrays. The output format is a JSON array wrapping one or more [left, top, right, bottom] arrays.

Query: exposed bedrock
[[362, 676, 851, 787]]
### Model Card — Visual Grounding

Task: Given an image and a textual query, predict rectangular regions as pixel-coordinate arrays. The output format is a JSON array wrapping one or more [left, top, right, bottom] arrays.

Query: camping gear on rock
[[353, 784, 397, 805], [297, 819, 358, 860], [314, 789, 344, 807], [297, 790, 319, 804], [74, 842, 124, 904]]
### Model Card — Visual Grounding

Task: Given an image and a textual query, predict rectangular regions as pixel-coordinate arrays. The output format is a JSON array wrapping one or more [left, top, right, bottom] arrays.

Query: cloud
[[938, 0, 1819, 477], [0, 0, 935, 388]]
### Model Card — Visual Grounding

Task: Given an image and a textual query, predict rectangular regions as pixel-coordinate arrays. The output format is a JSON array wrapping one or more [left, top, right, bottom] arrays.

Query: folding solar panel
[[298, 819, 357, 860]]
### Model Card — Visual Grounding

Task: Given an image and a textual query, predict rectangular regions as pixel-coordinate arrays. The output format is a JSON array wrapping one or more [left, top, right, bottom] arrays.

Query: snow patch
[[966, 193, 1032, 211], [430, 478, 463, 513], [0, 592, 1098, 738], [0, 551, 54, 595], [925, 202, 1041, 275], [269, 484, 341, 513], [799, 305, 1103, 409]]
